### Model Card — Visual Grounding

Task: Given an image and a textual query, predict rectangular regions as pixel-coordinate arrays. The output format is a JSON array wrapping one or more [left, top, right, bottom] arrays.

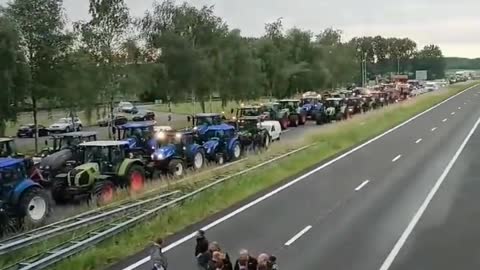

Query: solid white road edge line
[[379, 116, 480, 270], [415, 138, 423, 144], [284, 225, 313, 246], [355, 180, 370, 191], [442, 118, 448, 122], [431, 127, 437, 131], [123, 83, 479, 270], [392, 155, 402, 162]]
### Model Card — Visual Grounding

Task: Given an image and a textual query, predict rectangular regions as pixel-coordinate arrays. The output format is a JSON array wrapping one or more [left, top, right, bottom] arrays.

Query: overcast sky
[[1, 0, 479, 58]]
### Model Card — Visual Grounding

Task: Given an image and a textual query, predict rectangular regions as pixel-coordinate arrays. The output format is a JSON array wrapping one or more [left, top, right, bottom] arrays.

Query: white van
[[258, 121, 282, 141]]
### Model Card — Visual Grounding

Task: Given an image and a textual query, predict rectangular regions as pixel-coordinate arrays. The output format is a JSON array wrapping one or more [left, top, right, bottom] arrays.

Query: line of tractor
[[0, 88, 403, 232]]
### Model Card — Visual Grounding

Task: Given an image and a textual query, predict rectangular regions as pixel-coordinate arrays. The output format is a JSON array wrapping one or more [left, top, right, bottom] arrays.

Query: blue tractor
[[150, 130, 206, 177], [116, 121, 157, 156], [189, 113, 226, 138], [0, 158, 50, 230], [199, 124, 242, 165]]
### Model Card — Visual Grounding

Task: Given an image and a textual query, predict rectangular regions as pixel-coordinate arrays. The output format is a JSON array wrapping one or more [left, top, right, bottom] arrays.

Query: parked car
[[117, 101, 138, 114], [17, 124, 49, 138], [97, 115, 128, 127], [132, 110, 155, 121], [48, 117, 82, 133]]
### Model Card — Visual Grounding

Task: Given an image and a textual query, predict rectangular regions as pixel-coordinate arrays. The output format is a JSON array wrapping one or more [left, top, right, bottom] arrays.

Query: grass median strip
[[24, 82, 480, 270]]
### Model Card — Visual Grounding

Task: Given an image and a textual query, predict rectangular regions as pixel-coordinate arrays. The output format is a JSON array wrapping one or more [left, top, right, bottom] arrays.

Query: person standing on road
[[150, 238, 168, 270], [196, 230, 210, 269], [234, 249, 257, 270]]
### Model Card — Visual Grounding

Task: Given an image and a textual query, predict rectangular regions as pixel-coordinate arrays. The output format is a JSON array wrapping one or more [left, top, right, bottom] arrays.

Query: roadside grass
[[10, 82, 480, 270]]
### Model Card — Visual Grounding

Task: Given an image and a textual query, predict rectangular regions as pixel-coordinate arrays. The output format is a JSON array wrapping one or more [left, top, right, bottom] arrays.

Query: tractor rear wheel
[[127, 165, 146, 193], [289, 115, 299, 127], [18, 187, 50, 228], [93, 180, 116, 205], [299, 114, 307, 125], [168, 159, 185, 177]]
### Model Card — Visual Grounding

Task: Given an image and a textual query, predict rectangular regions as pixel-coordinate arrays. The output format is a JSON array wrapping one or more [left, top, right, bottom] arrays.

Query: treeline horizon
[[0, 0, 446, 144]]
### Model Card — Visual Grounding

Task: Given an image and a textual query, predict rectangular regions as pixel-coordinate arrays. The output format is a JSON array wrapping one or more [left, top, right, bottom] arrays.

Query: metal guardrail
[[0, 191, 180, 256], [1, 144, 313, 270]]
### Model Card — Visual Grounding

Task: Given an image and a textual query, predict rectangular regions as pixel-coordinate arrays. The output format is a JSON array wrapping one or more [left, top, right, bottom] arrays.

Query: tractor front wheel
[[93, 180, 116, 205], [168, 159, 185, 177], [215, 153, 225, 165], [19, 187, 50, 228], [52, 178, 70, 204], [127, 165, 146, 193], [230, 142, 242, 160], [192, 150, 205, 170], [299, 114, 307, 125]]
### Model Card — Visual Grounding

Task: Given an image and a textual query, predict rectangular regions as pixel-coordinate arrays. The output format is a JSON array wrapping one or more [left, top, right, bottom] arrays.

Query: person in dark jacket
[[195, 230, 209, 256], [196, 230, 211, 269], [234, 249, 257, 270]]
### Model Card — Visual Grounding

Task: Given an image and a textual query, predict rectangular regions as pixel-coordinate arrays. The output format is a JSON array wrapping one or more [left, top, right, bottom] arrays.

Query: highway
[[110, 85, 480, 270]]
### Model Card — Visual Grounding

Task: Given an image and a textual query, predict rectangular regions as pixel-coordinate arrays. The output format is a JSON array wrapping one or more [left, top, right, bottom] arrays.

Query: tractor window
[[224, 129, 235, 138], [196, 117, 213, 126], [85, 146, 109, 163], [0, 141, 16, 157], [111, 147, 124, 165], [271, 125, 275, 132]]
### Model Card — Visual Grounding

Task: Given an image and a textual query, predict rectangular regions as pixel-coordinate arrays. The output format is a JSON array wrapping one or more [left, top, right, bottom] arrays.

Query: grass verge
[[16, 82, 480, 270]]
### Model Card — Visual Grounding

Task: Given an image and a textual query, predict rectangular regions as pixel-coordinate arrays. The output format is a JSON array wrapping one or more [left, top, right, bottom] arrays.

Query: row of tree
[[0, 0, 446, 150]]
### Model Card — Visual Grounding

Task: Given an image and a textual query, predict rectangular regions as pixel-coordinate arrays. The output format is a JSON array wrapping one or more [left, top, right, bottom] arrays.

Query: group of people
[[195, 230, 278, 270], [149, 230, 278, 270]]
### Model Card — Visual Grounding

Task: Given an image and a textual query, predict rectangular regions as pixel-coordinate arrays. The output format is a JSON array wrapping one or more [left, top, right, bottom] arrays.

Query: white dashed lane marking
[[355, 180, 370, 191], [415, 138, 423, 144], [392, 155, 402, 162], [431, 127, 437, 131], [285, 225, 313, 246], [442, 118, 448, 122]]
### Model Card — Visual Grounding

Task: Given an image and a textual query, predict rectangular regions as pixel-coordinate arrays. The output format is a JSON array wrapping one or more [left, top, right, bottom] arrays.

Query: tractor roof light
[[156, 131, 166, 140], [175, 133, 182, 139]]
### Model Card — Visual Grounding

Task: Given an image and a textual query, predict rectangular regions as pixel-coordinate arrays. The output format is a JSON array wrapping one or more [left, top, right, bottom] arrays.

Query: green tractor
[[262, 102, 290, 130], [277, 99, 307, 127], [51, 140, 147, 204]]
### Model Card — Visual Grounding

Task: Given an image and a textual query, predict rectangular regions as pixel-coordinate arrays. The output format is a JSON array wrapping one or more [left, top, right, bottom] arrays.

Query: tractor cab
[[0, 138, 19, 158], [117, 121, 156, 153], [236, 105, 268, 119], [191, 113, 224, 129], [0, 158, 50, 227], [278, 99, 301, 112], [81, 141, 130, 173], [40, 131, 97, 157]]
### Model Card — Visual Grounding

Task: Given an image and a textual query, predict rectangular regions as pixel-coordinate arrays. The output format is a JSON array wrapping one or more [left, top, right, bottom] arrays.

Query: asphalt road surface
[[109, 84, 480, 270]]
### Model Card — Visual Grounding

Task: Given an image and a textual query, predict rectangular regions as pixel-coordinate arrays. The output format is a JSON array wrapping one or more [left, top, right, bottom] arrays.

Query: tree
[[413, 45, 446, 79], [75, 0, 130, 137], [0, 14, 28, 136], [7, 0, 67, 151]]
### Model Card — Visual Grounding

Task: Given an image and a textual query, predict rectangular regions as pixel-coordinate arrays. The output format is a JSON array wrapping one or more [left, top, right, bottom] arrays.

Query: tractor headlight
[[45, 165, 51, 170], [175, 133, 182, 139], [152, 153, 164, 160], [232, 116, 236, 120]]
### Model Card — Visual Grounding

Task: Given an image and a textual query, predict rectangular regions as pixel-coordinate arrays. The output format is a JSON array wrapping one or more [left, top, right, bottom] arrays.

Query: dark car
[[132, 111, 155, 121], [17, 124, 49, 138], [97, 115, 128, 127]]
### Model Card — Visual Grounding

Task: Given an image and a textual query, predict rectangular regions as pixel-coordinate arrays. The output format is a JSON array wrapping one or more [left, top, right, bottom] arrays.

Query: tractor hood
[[302, 103, 314, 111], [123, 137, 137, 148], [39, 149, 73, 170], [151, 145, 176, 160], [194, 124, 209, 134], [74, 162, 99, 171], [203, 139, 220, 155]]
